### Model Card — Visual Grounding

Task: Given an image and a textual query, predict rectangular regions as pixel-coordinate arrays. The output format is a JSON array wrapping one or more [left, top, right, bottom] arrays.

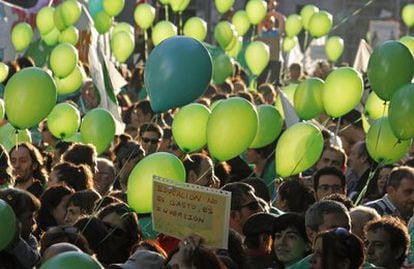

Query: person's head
[[0, 188, 40, 239], [109, 250, 165, 269], [289, 63, 302, 80], [159, 127, 172, 152], [305, 200, 351, 244], [386, 166, 414, 216], [221, 182, 264, 234], [321, 193, 353, 211], [349, 206, 380, 241], [64, 190, 101, 225], [241, 177, 271, 204], [275, 179, 315, 214], [273, 213, 311, 266], [184, 154, 218, 188], [138, 122, 163, 154], [348, 141, 374, 176], [315, 145, 347, 172], [37, 185, 75, 231], [131, 100, 155, 127], [0, 144, 14, 187], [81, 80, 100, 110], [16, 56, 35, 69], [94, 158, 115, 195], [312, 61, 331, 80], [365, 216, 410, 268], [313, 167, 346, 201], [49, 161, 94, 191], [376, 164, 396, 196], [61, 143, 98, 174], [10, 142, 47, 186], [243, 212, 276, 254], [41, 243, 82, 265], [310, 227, 364, 269], [257, 83, 276, 105], [53, 141, 74, 166]]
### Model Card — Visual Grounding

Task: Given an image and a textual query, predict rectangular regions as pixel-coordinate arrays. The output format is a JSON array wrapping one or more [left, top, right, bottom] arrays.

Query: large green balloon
[[172, 103, 210, 153], [232, 10, 251, 37], [276, 122, 323, 177], [364, 91, 388, 120], [111, 31, 135, 63], [134, 3, 155, 30], [36, 6, 55, 35], [61, 0, 82, 26], [323, 67, 363, 118], [183, 17, 207, 42], [282, 36, 298, 52], [42, 27, 60, 46], [400, 36, 414, 56], [294, 78, 324, 120], [212, 53, 233, 84], [94, 11, 113, 34], [47, 103, 80, 139], [366, 117, 412, 164], [207, 97, 258, 161], [325, 36, 344, 62], [145, 36, 212, 112], [300, 4, 319, 30], [112, 22, 134, 36], [127, 152, 186, 214], [0, 199, 16, 251], [309, 11, 332, 38], [0, 63, 9, 83], [367, 41, 414, 101], [246, 0, 267, 25], [54, 5, 67, 31], [152, 21, 177, 46], [389, 83, 414, 140], [245, 41, 270, 76], [214, 21, 236, 50], [0, 123, 31, 152], [40, 252, 103, 269], [250, 105, 283, 149], [55, 65, 83, 95], [402, 4, 414, 28], [50, 43, 78, 78], [103, 0, 125, 16], [4, 67, 57, 129], [285, 14, 303, 37], [80, 108, 115, 155], [215, 0, 234, 14], [11, 22, 33, 52], [59, 26, 79, 45]]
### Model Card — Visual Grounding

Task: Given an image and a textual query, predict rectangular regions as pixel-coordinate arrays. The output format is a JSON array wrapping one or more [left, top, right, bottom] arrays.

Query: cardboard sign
[[152, 176, 231, 249]]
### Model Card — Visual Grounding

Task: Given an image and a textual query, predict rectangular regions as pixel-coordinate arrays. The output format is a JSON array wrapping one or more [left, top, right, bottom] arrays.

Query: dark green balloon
[[144, 36, 212, 113], [40, 252, 103, 269], [367, 41, 414, 101], [388, 83, 414, 140], [0, 199, 16, 251], [212, 53, 233, 84]]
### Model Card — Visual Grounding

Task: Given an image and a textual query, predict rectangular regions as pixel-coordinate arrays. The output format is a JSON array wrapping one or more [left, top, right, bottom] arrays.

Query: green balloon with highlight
[[245, 41, 270, 76], [388, 83, 414, 140], [11, 22, 33, 52], [309, 11, 332, 38], [285, 14, 303, 37], [134, 3, 155, 30], [0, 199, 16, 251], [152, 21, 177, 46], [300, 4, 319, 30], [50, 43, 78, 78], [250, 105, 283, 149], [246, 0, 267, 25], [232, 10, 250, 36], [48, 103, 81, 139], [294, 77, 324, 120]]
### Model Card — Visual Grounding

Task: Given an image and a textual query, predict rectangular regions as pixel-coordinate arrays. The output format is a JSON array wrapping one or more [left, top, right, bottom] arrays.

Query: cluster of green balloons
[[111, 22, 135, 63], [0, 199, 16, 251]]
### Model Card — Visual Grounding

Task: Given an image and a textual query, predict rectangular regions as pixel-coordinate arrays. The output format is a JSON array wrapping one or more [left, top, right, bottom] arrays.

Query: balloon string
[[354, 162, 380, 205], [165, 4, 169, 22], [331, 0, 376, 32], [302, 31, 309, 53], [179, 12, 183, 35], [339, 116, 362, 133], [334, 117, 341, 138], [14, 129, 18, 151], [321, 117, 330, 128], [251, 26, 256, 42], [144, 30, 149, 62]]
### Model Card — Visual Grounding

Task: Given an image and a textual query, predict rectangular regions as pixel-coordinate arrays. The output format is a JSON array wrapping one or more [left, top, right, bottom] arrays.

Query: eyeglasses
[[317, 184, 343, 192], [234, 200, 261, 211], [141, 137, 161, 144]]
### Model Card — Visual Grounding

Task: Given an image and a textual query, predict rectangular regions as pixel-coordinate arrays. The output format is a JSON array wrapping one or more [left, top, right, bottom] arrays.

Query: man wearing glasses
[[313, 167, 347, 201], [137, 122, 163, 155]]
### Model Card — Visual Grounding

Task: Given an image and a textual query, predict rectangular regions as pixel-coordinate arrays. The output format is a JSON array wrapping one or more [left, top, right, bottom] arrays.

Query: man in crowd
[[137, 122, 163, 155], [313, 167, 347, 201], [183, 153, 220, 188]]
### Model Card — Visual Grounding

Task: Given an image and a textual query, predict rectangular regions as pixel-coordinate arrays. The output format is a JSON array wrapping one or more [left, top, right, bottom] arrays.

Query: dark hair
[[132, 240, 168, 258], [204, 84, 218, 98], [278, 179, 315, 214], [138, 122, 163, 138], [113, 135, 145, 168], [354, 141, 375, 166], [162, 127, 172, 140], [68, 190, 101, 214], [313, 167, 346, 192], [241, 177, 271, 203], [75, 216, 109, 254], [0, 188, 40, 217], [305, 201, 349, 232], [321, 193, 354, 210], [210, 93, 228, 104], [52, 161, 94, 191], [183, 153, 211, 179], [54, 141, 74, 160], [257, 83, 276, 96], [387, 166, 414, 189], [321, 144, 347, 169], [273, 213, 309, 244], [217, 80, 234, 94], [236, 91, 253, 103], [37, 185, 75, 232], [342, 109, 363, 130], [16, 56, 35, 69], [0, 144, 13, 186], [221, 182, 256, 210], [61, 143, 97, 173]]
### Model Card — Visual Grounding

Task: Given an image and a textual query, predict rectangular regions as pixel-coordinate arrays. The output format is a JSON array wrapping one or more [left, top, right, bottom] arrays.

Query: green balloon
[[42, 27, 60, 46], [367, 41, 414, 101], [0, 63, 9, 83], [54, 5, 67, 31], [232, 10, 251, 37], [50, 43, 78, 78], [227, 36, 243, 58], [325, 36, 344, 62], [215, 0, 234, 14], [152, 21, 177, 46], [323, 67, 363, 118], [112, 22, 134, 36], [246, 0, 267, 25], [402, 4, 414, 28], [285, 14, 303, 37], [58, 26, 79, 45], [364, 91, 388, 120], [214, 21, 236, 50], [36, 6, 55, 35], [207, 97, 258, 161], [0, 99, 4, 121], [160, 0, 169, 5], [172, 103, 210, 153], [183, 17, 207, 42], [309, 11, 332, 38], [134, 3, 155, 30], [61, 0, 82, 26], [210, 99, 223, 111], [11, 22, 33, 52], [245, 41, 270, 76], [40, 252, 103, 269], [94, 11, 113, 34], [250, 105, 283, 149], [4, 67, 57, 129], [389, 83, 414, 140], [55, 65, 83, 95], [111, 31, 135, 63], [225, 35, 238, 52], [276, 122, 323, 177], [170, 0, 183, 12], [275, 83, 297, 119], [47, 103, 80, 139], [282, 36, 298, 52], [400, 36, 414, 56], [80, 108, 115, 155], [178, 0, 190, 12], [127, 152, 186, 214], [64, 132, 83, 143], [300, 4, 319, 30], [294, 77, 324, 120], [0, 199, 16, 251], [0, 123, 32, 152], [103, 0, 125, 16], [366, 117, 412, 164], [212, 53, 233, 84]]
